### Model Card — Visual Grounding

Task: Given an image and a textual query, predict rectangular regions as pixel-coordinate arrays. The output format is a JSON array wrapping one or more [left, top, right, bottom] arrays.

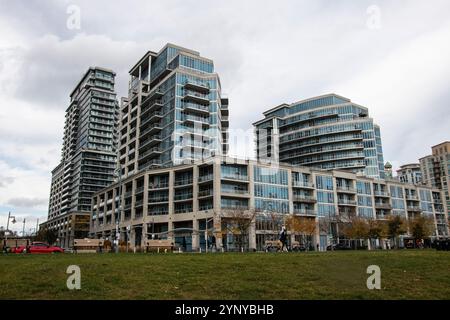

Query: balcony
[[198, 189, 214, 197], [199, 174, 214, 183], [140, 123, 162, 137], [336, 186, 357, 193], [374, 203, 392, 210], [174, 178, 193, 186], [184, 80, 210, 93], [293, 209, 316, 216], [139, 135, 162, 150], [292, 195, 317, 203], [183, 102, 210, 116], [376, 213, 388, 220], [374, 190, 389, 197], [182, 114, 210, 127], [221, 189, 250, 197], [146, 89, 164, 102], [148, 197, 169, 204], [337, 199, 357, 206], [292, 181, 315, 188], [406, 195, 420, 201], [174, 194, 193, 201], [221, 174, 249, 182], [135, 200, 143, 208], [183, 91, 210, 105], [407, 206, 422, 212], [140, 111, 163, 127], [138, 147, 162, 160], [148, 182, 169, 190], [141, 98, 163, 115], [135, 186, 144, 194]]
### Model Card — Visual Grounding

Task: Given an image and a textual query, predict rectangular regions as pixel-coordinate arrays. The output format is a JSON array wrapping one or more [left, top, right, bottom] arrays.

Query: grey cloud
[[7, 197, 48, 208], [0, 176, 15, 188]]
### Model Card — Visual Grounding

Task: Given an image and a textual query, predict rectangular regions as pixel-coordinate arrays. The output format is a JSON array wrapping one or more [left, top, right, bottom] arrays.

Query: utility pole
[[35, 218, 39, 235]]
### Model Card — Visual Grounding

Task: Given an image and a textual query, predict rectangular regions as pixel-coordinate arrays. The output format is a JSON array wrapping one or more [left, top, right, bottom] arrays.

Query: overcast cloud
[[0, 0, 449, 230]]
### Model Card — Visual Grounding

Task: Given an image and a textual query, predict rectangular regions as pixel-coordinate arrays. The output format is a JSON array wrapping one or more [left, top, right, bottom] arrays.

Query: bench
[[145, 239, 174, 253], [73, 238, 104, 253]]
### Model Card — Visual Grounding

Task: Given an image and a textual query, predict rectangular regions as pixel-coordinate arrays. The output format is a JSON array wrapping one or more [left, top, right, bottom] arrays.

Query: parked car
[[11, 242, 64, 254]]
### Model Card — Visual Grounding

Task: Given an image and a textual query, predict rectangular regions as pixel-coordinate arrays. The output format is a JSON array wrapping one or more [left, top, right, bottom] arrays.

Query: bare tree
[[222, 208, 256, 251]]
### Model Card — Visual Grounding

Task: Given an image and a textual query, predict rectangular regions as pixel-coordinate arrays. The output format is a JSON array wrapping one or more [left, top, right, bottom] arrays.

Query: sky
[[0, 0, 449, 232]]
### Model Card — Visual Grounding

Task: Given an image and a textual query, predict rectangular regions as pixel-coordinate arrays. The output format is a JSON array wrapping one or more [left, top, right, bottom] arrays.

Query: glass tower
[[254, 94, 385, 179], [46, 67, 119, 247], [119, 44, 229, 177]]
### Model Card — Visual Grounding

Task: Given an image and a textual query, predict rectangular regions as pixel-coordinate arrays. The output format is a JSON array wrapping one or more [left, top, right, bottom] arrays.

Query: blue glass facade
[[255, 94, 385, 178], [131, 44, 229, 171]]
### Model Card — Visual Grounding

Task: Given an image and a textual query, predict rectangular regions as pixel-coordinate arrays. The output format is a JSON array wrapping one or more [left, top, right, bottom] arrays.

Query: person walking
[[279, 226, 288, 252], [210, 234, 217, 251]]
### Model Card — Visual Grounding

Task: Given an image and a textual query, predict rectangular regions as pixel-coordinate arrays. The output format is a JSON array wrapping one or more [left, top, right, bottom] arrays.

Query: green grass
[[0, 250, 449, 299]]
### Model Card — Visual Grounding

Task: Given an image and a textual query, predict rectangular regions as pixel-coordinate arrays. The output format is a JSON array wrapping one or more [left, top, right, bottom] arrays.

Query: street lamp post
[[22, 218, 26, 238], [205, 217, 214, 253], [5, 212, 16, 242]]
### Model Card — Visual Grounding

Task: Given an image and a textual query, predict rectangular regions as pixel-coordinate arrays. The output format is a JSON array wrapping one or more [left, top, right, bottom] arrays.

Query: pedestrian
[[210, 234, 217, 251], [316, 243, 319, 252], [279, 227, 287, 252]]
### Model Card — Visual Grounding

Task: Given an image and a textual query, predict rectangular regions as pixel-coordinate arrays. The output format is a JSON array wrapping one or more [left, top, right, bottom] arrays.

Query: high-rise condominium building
[[45, 67, 119, 248], [118, 43, 229, 177], [396, 163, 422, 185], [420, 141, 450, 223], [254, 94, 385, 178]]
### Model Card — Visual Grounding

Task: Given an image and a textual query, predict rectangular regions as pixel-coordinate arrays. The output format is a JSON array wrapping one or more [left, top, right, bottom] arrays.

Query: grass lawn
[[0, 250, 449, 300]]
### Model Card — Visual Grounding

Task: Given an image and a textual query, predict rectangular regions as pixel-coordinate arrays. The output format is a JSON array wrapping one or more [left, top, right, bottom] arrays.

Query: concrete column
[[131, 179, 137, 220], [130, 227, 136, 250], [141, 223, 147, 250], [167, 171, 174, 240], [214, 215, 223, 249], [314, 217, 320, 251], [193, 165, 199, 212], [248, 162, 255, 209], [192, 219, 199, 251], [143, 173, 149, 218], [287, 168, 294, 215], [249, 219, 256, 250]]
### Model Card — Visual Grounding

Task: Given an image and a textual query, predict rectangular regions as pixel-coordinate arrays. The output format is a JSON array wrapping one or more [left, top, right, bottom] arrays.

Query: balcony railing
[[221, 174, 249, 181], [337, 199, 357, 205], [199, 174, 214, 182], [292, 181, 314, 188], [174, 178, 193, 186], [148, 182, 169, 189], [293, 195, 316, 202], [198, 189, 214, 197], [337, 186, 356, 193], [293, 209, 316, 216]]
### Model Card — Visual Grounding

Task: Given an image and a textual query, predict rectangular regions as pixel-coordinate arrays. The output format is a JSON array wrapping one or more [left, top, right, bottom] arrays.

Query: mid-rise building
[[45, 67, 119, 248], [118, 43, 229, 178], [396, 163, 422, 184], [254, 94, 385, 178], [420, 141, 450, 224], [90, 156, 448, 252]]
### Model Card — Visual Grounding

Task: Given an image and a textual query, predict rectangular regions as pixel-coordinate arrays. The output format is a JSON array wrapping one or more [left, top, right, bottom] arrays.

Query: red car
[[11, 242, 64, 254]]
